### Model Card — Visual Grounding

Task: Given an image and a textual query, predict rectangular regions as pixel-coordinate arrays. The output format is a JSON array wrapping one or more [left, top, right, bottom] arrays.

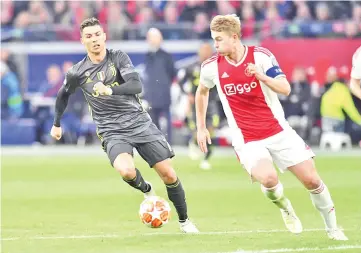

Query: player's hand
[[50, 125, 62, 140], [197, 128, 211, 153], [246, 63, 267, 82], [93, 82, 112, 95]]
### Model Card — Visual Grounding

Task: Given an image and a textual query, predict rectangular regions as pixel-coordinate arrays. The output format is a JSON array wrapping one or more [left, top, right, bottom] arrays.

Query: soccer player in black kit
[[50, 17, 199, 233]]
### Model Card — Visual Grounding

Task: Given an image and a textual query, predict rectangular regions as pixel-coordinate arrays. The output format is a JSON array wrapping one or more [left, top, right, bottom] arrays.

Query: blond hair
[[210, 14, 241, 38]]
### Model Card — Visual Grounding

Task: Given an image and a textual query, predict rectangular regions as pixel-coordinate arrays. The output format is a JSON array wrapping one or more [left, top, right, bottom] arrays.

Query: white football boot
[[327, 228, 348, 241], [179, 219, 199, 233], [280, 200, 303, 234], [143, 181, 156, 199]]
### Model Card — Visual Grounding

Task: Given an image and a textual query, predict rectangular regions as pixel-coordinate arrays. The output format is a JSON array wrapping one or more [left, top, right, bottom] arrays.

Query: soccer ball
[[139, 196, 171, 228]]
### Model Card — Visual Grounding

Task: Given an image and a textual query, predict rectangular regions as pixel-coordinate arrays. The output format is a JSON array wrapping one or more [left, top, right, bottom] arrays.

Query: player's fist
[[197, 128, 211, 153], [246, 63, 267, 82], [50, 125, 62, 140], [93, 82, 112, 95]]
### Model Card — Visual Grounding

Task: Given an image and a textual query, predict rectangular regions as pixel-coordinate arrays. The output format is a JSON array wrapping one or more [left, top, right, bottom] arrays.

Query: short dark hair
[[80, 17, 101, 34]]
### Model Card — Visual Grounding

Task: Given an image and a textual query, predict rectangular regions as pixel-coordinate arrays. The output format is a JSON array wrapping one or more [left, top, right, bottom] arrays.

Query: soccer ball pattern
[[139, 196, 171, 228]]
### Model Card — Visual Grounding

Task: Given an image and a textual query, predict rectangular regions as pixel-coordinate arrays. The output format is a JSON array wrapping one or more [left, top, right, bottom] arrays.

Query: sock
[[204, 143, 213, 160], [309, 181, 337, 230], [123, 168, 150, 193], [261, 182, 290, 210], [166, 178, 188, 222]]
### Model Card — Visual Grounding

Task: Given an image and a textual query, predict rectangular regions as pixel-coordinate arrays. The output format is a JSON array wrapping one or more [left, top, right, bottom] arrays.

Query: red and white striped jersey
[[351, 46, 361, 79], [200, 46, 290, 146]]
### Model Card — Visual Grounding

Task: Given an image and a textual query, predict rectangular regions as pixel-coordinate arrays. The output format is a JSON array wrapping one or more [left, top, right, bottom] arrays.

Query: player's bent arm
[[195, 83, 210, 129], [350, 77, 361, 100], [262, 76, 291, 96], [53, 86, 71, 127], [109, 72, 142, 95]]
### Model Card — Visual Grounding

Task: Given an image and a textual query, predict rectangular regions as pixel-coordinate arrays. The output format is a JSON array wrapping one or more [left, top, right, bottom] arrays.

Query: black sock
[[166, 178, 188, 222], [204, 143, 213, 160], [123, 168, 150, 193]]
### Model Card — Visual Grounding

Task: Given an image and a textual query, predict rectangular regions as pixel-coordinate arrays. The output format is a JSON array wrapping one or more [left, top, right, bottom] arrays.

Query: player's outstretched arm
[[51, 86, 71, 140], [350, 78, 361, 100], [109, 73, 142, 95], [195, 83, 211, 153]]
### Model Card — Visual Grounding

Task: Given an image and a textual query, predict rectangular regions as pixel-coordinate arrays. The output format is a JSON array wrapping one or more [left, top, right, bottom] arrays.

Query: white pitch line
[[230, 245, 361, 253], [0, 228, 351, 241]]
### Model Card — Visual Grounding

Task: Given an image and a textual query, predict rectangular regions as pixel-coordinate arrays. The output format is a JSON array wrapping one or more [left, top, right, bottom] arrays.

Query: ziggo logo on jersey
[[223, 82, 258, 95]]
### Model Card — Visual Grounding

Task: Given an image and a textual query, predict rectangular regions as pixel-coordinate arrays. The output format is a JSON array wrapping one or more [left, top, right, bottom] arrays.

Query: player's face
[[211, 31, 237, 56], [81, 25, 106, 55]]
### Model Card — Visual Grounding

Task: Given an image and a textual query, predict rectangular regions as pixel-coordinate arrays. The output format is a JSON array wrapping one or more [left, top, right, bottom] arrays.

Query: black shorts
[[103, 138, 175, 168]]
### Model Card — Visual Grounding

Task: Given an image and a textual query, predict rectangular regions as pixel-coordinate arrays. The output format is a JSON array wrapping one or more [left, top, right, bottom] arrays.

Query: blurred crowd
[[2, 0, 361, 41]]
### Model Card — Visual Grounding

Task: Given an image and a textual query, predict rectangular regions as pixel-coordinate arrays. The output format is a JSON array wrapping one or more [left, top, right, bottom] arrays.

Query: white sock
[[261, 182, 289, 210], [309, 181, 337, 230]]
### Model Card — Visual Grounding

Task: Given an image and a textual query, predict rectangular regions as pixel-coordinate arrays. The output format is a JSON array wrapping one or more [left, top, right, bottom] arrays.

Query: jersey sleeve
[[254, 47, 285, 79], [351, 46, 361, 79], [200, 60, 217, 89], [114, 50, 139, 79], [63, 67, 79, 94]]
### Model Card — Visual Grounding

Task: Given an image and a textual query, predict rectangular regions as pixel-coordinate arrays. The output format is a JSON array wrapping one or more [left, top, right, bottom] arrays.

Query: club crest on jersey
[[244, 65, 252, 77], [97, 71, 105, 81], [109, 63, 117, 77]]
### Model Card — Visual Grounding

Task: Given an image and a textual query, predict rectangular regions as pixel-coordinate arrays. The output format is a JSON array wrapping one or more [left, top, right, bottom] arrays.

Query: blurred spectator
[[161, 3, 185, 40], [262, 5, 283, 38], [179, 0, 206, 22], [280, 67, 311, 139], [295, 2, 312, 22], [321, 80, 361, 133], [53, 1, 72, 25], [39, 64, 63, 97], [163, 3, 178, 25], [28, 0, 53, 25], [216, 1, 236, 15], [1, 61, 24, 119], [193, 12, 211, 39], [14, 11, 31, 28], [344, 20, 361, 39], [240, 2, 255, 38], [1, 0, 15, 27], [106, 1, 129, 40], [315, 2, 330, 21], [353, 3, 361, 23], [143, 28, 176, 143]]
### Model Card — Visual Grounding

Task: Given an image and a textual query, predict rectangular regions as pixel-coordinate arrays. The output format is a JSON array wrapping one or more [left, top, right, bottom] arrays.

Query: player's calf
[[113, 153, 150, 193], [153, 159, 188, 222], [289, 159, 345, 238]]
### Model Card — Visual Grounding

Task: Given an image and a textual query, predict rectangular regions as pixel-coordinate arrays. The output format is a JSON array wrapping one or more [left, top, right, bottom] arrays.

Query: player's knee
[[160, 170, 177, 184], [303, 176, 322, 190], [260, 173, 279, 188], [114, 164, 136, 179]]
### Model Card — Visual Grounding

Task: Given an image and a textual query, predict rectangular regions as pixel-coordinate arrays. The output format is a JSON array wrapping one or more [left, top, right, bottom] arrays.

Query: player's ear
[[80, 36, 84, 45], [104, 32, 107, 41]]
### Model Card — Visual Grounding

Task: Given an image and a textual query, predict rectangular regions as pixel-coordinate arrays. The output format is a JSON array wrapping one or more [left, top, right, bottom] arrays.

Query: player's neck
[[88, 49, 107, 64], [227, 44, 246, 64]]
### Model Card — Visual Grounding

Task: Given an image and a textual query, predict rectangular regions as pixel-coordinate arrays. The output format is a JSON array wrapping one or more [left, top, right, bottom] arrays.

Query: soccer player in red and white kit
[[350, 46, 361, 100], [195, 14, 347, 240]]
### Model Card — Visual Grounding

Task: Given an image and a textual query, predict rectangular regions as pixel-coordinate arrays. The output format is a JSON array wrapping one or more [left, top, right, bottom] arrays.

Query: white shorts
[[234, 129, 315, 175]]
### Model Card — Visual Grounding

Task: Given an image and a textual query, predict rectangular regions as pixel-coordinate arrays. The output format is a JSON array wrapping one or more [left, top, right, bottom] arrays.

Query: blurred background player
[[350, 46, 361, 100], [196, 14, 348, 240], [179, 42, 219, 170], [50, 17, 198, 233]]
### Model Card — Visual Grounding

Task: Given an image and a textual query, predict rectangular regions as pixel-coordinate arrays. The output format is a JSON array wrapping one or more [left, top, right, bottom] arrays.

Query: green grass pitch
[[2, 151, 361, 253]]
